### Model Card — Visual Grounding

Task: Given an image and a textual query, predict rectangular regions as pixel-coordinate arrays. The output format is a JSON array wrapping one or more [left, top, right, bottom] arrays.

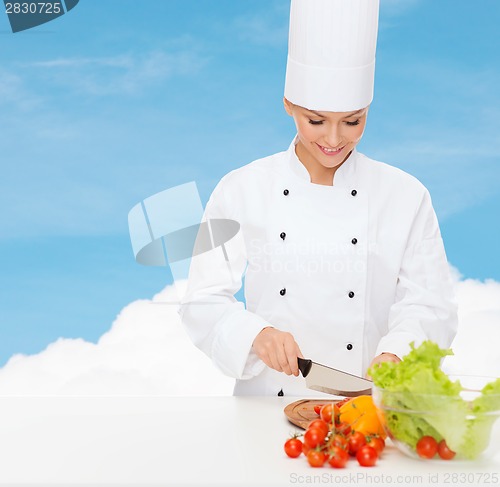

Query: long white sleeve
[[178, 177, 268, 380], [375, 188, 458, 359]]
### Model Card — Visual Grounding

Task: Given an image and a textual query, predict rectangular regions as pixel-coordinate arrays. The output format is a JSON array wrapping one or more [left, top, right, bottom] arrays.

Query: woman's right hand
[[251, 327, 304, 376]]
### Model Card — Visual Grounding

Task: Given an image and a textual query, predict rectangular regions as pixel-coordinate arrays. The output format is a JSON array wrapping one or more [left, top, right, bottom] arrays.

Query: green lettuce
[[460, 378, 500, 458], [369, 341, 500, 459]]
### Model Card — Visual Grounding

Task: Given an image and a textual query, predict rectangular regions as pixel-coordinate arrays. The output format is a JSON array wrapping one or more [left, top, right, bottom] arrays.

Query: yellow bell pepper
[[338, 395, 387, 439]]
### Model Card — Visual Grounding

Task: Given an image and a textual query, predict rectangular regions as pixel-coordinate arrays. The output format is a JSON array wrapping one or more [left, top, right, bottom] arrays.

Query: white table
[[0, 396, 498, 486]]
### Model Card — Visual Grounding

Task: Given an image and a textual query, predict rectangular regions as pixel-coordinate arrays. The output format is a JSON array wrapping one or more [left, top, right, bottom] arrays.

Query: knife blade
[[297, 357, 372, 397]]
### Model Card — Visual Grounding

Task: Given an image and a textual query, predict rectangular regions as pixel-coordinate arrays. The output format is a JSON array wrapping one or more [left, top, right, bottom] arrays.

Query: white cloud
[[20, 44, 208, 96], [378, 3, 422, 31], [28, 56, 134, 69], [0, 270, 498, 396], [369, 61, 500, 221], [0, 69, 42, 111], [232, 1, 288, 48], [443, 277, 500, 378], [0, 282, 234, 396]]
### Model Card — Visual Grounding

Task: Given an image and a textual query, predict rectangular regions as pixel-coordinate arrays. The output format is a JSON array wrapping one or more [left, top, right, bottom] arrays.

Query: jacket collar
[[287, 135, 358, 187]]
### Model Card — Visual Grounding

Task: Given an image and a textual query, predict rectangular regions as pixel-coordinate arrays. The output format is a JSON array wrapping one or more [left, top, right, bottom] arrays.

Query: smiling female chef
[[179, 0, 458, 396]]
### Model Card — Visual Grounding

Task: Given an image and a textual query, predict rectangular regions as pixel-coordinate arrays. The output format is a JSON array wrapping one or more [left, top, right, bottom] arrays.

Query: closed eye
[[308, 119, 324, 125]]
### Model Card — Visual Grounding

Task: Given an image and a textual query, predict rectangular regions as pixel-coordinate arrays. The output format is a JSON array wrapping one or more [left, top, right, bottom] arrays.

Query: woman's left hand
[[366, 352, 401, 379]]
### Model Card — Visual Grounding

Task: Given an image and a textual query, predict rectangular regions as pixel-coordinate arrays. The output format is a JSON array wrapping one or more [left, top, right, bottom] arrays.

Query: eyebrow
[[307, 108, 364, 118]]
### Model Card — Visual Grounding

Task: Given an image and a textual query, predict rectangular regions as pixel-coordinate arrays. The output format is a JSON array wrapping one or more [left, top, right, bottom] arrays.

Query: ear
[[283, 97, 294, 117]]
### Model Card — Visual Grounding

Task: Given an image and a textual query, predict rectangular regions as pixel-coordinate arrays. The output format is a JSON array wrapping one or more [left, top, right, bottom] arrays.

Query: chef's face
[[283, 98, 368, 171]]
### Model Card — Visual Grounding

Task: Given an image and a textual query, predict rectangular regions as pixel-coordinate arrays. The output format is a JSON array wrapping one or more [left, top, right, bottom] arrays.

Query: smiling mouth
[[317, 144, 345, 155]]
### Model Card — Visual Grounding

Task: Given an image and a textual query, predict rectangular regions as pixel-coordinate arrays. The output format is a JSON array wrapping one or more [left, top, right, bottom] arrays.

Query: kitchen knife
[[297, 357, 372, 397]]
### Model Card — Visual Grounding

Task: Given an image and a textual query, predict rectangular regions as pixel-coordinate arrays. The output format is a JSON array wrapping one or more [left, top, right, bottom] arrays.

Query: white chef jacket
[[179, 138, 458, 396]]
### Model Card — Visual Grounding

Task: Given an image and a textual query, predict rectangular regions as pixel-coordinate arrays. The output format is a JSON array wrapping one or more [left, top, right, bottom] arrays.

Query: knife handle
[[297, 357, 312, 378]]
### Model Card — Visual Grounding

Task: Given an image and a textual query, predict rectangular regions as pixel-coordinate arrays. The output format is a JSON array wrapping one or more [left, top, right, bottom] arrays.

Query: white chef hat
[[284, 0, 380, 112]]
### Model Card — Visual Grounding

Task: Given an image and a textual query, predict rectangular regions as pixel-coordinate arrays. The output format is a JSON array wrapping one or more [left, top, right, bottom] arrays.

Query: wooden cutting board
[[284, 399, 340, 429]]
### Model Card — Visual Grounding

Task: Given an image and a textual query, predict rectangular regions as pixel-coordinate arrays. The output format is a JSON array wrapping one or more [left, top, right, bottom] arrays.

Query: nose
[[324, 125, 343, 148]]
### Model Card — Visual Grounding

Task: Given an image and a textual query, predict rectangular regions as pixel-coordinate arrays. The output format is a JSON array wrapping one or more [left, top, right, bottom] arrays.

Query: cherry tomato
[[313, 404, 324, 415], [308, 419, 329, 436], [320, 403, 335, 424], [336, 422, 351, 436], [328, 445, 349, 468], [416, 436, 438, 459], [304, 427, 327, 449], [366, 436, 385, 455], [307, 449, 327, 468], [356, 445, 378, 467], [328, 433, 348, 450], [284, 438, 303, 458], [302, 441, 311, 456], [437, 439, 456, 460], [348, 431, 367, 456]]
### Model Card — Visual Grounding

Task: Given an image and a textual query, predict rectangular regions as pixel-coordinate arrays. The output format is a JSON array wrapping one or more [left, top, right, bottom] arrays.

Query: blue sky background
[[0, 0, 499, 366]]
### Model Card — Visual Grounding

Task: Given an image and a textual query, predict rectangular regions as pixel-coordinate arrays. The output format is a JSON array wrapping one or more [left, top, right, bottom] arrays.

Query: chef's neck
[[295, 143, 351, 186]]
